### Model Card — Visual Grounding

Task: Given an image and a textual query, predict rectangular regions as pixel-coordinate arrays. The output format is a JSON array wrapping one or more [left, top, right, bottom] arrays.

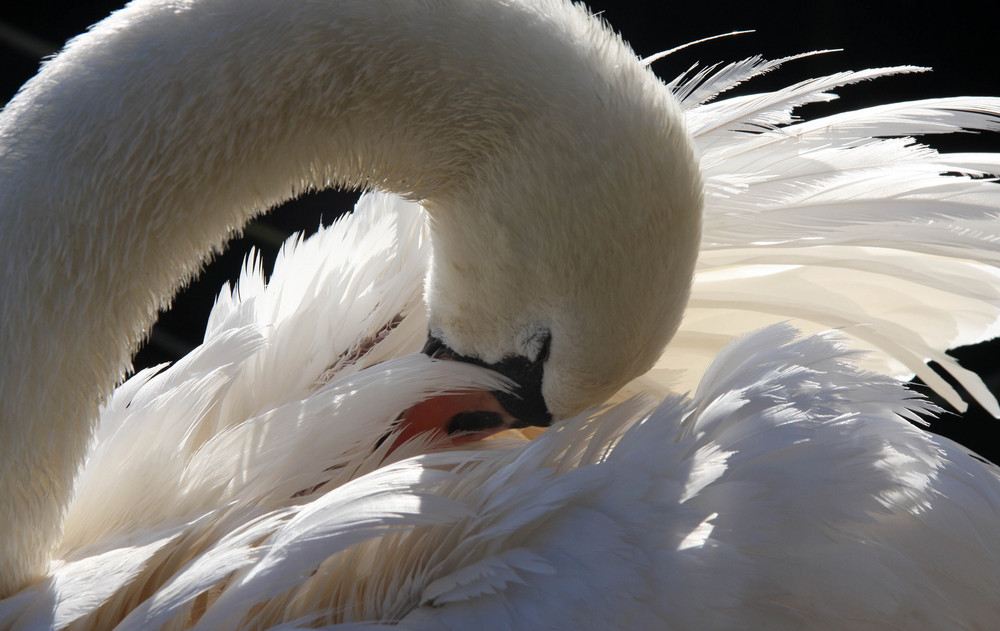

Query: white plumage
[[2, 1, 1000, 629], [8, 193, 1000, 629], [640, 53, 1000, 414]]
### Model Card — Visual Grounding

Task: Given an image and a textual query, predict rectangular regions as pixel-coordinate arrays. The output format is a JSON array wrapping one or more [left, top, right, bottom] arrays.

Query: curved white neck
[[0, 0, 700, 594]]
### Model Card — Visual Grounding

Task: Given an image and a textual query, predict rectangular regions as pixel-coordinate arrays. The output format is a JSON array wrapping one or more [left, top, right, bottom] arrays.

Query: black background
[[3, 1, 998, 459]]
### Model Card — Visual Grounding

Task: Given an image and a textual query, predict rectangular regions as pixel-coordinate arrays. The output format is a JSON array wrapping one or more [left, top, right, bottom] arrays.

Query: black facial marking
[[422, 334, 453, 360], [421, 331, 553, 428], [446, 411, 506, 435]]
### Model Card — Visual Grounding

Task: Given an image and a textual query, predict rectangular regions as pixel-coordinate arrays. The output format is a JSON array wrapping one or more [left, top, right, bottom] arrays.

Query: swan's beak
[[394, 390, 522, 447], [387, 333, 553, 451]]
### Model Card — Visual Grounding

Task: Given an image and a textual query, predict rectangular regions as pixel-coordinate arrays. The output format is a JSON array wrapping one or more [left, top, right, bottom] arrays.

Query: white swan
[[0, 0, 701, 592], [2, 0, 1000, 628]]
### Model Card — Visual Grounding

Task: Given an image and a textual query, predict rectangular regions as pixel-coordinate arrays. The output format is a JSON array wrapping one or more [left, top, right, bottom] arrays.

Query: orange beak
[[390, 332, 552, 453], [391, 390, 521, 450]]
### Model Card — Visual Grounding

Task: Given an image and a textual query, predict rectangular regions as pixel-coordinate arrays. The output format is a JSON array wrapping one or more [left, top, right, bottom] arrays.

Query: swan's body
[[2, 193, 1000, 629], [3, 0, 1000, 628]]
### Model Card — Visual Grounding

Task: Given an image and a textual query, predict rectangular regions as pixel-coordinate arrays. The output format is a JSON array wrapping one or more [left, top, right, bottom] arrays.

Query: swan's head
[[398, 75, 703, 443]]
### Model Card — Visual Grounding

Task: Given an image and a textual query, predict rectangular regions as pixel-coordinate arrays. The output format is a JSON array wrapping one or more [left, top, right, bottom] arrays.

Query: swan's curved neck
[[0, 0, 700, 594]]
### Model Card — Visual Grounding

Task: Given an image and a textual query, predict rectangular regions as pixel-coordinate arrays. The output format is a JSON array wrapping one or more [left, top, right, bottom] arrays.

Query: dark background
[[3, 1, 999, 458]]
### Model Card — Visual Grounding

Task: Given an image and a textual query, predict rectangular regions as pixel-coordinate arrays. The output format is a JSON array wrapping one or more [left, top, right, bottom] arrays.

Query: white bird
[[1, 0, 1000, 629]]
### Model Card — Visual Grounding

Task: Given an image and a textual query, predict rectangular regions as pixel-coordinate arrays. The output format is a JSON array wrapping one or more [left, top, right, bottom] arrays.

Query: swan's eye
[[517, 327, 552, 363]]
